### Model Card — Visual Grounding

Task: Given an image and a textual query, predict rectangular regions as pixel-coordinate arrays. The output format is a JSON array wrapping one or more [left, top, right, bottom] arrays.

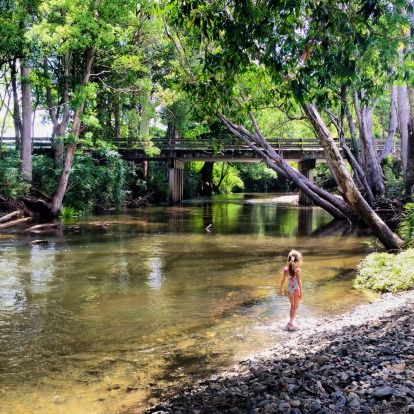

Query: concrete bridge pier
[[298, 159, 316, 206], [169, 159, 184, 203]]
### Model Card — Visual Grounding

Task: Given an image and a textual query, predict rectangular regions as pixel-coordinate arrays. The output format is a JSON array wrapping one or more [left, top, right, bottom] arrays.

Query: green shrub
[[147, 161, 169, 201], [314, 163, 336, 191], [382, 155, 404, 198], [398, 203, 414, 247], [64, 148, 126, 214], [0, 151, 30, 199], [354, 249, 414, 292], [32, 155, 60, 196], [235, 162, 286, 192], [60, 206, 78, 219]]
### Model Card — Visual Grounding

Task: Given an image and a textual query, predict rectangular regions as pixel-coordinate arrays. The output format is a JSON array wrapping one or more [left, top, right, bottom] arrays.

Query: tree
[[0, 0, 41, 183], [168, 0, 405, 249], [31, 0, 154, 215]]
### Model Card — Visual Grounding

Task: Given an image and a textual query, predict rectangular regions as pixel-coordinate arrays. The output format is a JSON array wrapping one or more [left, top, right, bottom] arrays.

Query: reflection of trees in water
[[190, 202, 337, 236], [165, 199, 334, 237]]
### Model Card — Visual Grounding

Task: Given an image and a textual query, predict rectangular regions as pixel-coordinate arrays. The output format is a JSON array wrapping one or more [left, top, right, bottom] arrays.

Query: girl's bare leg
[[291, 293, 300, 323], [288, 295, 294, 324]]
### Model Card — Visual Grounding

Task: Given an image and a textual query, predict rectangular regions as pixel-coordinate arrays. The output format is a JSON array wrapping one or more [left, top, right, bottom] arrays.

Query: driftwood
[[0, 210, 22, 224], [26, 222, 60, 233], [0, 217, 31, 229]]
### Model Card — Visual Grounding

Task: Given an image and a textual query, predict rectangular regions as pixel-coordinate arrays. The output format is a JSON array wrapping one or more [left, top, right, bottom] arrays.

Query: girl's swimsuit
[[285, 267, 300, 295]]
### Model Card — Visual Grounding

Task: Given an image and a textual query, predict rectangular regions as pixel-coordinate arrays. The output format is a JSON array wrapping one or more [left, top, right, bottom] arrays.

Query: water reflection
[[0, 194, 375, 414]]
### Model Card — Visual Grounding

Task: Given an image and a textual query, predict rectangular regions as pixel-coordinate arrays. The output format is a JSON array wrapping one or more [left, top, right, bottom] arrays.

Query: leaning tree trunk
[[50, 48, 95, 215], [340, 138, 375, 206], [219, 114, 354, 221], [20, 61, 32, 183], [303, 103, 403, 250]]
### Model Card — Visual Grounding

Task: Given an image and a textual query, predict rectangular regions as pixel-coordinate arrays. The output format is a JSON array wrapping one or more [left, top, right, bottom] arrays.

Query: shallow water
[[0, 194, 376, 413]]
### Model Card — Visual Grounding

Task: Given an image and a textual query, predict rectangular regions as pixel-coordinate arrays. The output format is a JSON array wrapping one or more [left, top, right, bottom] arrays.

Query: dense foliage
[[0, 151, 30, 199], [398, 203, 414, 247], [354, 249, 414, 292]]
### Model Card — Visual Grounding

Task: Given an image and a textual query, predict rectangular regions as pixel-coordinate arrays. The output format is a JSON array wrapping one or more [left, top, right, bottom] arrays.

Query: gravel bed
[[146, 291, 414, 414]]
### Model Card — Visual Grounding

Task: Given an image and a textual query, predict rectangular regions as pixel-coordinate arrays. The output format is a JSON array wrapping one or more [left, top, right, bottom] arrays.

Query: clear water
[[0, 194, 376, 413]]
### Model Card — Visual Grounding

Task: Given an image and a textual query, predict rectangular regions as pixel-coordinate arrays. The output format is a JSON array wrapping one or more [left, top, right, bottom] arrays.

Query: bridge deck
[[1, 136, 393, 162]]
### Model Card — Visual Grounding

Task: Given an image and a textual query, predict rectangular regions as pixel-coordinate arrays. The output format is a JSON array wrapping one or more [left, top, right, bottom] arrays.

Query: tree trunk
[[379, 85, 398, 161], [53, 127, 65, 167], [45, 54, 71, 167], [214, 163, 229, 192], [220, 114, 353, 220], [340, 139, 375, 206], [303, 103, 403, 250], [140, 91, 151, 141], [353, 93, 385, 195], [345, 104, 358, 151], [406, 87, 414, 194], [114, 93, 121, 140], [361, 105, 385, 194], [51, 48, 95, 215], [10, 59, 22, 150], [20, 62, 32, 183], [398, 85, 410, 182], [199, 161, 214, 196]]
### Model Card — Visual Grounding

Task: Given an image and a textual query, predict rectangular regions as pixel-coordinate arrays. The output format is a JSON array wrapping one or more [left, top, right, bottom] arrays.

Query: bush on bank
[[354, 249, 414, 293]]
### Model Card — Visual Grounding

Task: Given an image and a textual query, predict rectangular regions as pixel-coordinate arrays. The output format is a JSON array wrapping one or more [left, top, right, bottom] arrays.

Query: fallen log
[[0, 217, 31, 229], [0, 210, 22, 224], [26, 223, 60, 233]]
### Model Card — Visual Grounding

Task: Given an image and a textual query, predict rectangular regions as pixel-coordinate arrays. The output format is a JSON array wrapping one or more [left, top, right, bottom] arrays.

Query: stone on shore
[[145, 291, 414, 414]]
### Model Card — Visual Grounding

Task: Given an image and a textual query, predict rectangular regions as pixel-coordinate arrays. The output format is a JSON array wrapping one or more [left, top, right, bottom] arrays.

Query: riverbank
[[144, 291, 414, 414]]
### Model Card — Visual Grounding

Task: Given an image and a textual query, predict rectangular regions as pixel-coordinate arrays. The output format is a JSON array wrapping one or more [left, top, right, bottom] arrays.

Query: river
[[0, 194, 376, 413]]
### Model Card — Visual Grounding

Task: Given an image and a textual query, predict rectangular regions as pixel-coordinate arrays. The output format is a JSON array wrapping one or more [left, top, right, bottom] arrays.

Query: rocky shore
[[146, 291, 414, 414]]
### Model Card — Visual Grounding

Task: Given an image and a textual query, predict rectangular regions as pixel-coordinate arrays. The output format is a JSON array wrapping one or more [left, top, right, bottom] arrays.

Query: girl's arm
[[296, 269, 303, 298], [279, 268, 287, 295]]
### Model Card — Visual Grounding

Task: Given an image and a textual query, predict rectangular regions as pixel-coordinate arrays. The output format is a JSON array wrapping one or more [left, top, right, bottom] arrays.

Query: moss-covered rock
[[354, 249, 414, 292]]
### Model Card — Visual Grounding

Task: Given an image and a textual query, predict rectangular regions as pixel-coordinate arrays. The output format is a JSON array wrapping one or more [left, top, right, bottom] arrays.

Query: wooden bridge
[[1, 136, 394, 204], [2, 136, 354, 161]]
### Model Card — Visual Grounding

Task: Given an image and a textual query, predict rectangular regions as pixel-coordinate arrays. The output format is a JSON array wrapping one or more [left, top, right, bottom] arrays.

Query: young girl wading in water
[[279, 250, 303, 331]]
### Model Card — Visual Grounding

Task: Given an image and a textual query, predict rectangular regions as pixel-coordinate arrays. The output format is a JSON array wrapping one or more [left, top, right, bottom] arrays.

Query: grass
[[354, 249, 414, 293], [59, 206, 78, 219]]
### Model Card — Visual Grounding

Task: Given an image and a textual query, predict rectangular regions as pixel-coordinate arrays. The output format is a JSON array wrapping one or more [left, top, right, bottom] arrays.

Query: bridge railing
[[0, 136, 398, 153], [112, 137, 334, 151]]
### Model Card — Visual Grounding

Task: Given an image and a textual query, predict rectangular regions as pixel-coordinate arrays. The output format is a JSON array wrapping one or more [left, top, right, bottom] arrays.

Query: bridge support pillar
[[298, 159, 316, 206], [169, 159, 184, 203]]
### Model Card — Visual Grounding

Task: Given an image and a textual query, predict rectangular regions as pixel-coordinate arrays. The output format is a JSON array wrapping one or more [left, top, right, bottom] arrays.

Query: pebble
[[348, 398, 360, 408], [145, 292, 414, 414], [309, 400, 322, 413], [373, 386, 394, 399]]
